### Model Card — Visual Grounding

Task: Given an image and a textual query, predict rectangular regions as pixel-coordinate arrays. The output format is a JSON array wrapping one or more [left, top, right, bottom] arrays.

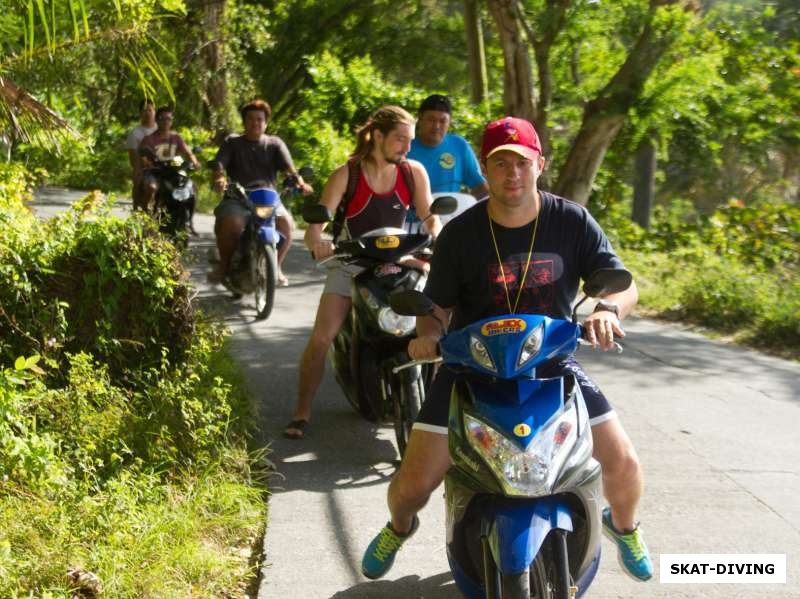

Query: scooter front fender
[[485, 496, 573, 575], [258, 224, 281, 245]]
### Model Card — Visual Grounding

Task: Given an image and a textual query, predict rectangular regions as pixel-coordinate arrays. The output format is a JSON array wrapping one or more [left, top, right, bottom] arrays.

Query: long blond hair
[[350, 105, 414, 162]]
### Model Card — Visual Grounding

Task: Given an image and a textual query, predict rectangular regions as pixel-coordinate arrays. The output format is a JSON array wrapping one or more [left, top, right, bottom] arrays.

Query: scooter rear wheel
[[254, 243, 277, 320]]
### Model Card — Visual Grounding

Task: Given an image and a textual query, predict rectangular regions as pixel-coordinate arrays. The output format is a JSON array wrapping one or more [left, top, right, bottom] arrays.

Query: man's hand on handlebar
[[582, 311, 625, 352], [408, 334, 440, 361], [309, 239, 334, 261], [298, 181, 314, 196]]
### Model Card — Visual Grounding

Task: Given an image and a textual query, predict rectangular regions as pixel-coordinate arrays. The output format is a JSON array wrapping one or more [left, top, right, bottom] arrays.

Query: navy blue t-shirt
[[425, 191, 624, 329]]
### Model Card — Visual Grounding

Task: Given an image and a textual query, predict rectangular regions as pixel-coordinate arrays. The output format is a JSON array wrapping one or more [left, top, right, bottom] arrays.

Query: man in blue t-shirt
[[406, 95, 488, 226]]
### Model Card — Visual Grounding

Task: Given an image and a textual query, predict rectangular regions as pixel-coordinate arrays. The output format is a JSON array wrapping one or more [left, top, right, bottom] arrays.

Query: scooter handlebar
[[392, 356, 443, 374]]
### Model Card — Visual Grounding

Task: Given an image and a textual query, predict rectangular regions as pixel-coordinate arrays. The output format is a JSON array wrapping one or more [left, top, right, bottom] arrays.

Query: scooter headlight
[[464, 402, 579, 497], [378, 307, 416, 337], [172, 187, 191, 201], [255, 206, 274, 219], [470, 336, 496, 373], [517, 323, 544, 368]]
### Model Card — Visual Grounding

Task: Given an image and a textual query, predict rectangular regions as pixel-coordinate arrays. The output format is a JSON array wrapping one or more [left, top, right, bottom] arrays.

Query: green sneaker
[[602, 507, 653, 581], [361, 516, 419, 579]]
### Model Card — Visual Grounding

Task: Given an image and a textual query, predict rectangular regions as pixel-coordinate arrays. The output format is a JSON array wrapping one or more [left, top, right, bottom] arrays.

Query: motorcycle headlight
[[172, 187, 191, 200], [470, 335, 496, 373], [378, 307, 416, 337], [517, 323, 544, 368], [255, 206, 274, 219], [464, 402, 579, 496]]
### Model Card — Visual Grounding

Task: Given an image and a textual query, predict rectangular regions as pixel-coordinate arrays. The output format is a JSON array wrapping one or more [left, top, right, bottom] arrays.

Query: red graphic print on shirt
[[488, 258, 555, 314]]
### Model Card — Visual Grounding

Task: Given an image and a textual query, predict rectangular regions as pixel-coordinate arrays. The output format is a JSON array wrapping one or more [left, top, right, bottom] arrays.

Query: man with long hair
[[284, 105, 441, 440]]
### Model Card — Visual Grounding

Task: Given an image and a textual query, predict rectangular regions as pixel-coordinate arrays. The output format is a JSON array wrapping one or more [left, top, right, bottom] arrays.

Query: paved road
[[32, 189, 800, 598]]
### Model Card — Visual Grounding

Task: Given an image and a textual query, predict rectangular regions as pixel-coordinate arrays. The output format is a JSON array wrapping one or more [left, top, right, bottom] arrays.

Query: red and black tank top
[[342, 164, 412, 239]]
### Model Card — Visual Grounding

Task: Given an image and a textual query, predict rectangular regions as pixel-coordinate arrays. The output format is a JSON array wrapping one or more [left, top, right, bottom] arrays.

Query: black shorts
[[414, 357, 615, 435]]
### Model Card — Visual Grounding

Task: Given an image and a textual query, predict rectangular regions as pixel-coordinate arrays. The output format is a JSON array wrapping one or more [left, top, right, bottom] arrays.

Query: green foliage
[[0, 190, 195, 379], [17, 123, 132, 191], [603, 196, 800, 352], [0, 164, 264, 595]]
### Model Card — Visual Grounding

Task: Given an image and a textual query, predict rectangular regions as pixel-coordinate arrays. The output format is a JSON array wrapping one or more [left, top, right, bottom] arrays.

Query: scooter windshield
[[440, 314, 580, 379]]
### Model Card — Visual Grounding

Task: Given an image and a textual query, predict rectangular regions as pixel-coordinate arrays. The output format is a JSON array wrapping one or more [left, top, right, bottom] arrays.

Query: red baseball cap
[[480, 117, 542, 162]]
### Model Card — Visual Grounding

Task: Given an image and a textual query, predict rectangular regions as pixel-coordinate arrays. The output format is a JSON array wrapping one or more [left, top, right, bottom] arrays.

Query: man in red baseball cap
[[362, 116, 653, 584]]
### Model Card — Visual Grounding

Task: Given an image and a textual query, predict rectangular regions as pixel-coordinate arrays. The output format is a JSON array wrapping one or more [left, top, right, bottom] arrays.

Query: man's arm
[[128, 149, 140, 172], [582, 281, 638, 351], [304, 164, 348, 260], [211, 140, 230, 193], [174, 135, 200, 168], [408, 160, 441, 237], [408, 304, 453, 360], [286, 168, 314, 195]]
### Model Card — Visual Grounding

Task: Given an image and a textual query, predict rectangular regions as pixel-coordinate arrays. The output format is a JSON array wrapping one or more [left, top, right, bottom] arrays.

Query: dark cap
[[418, 94, 452, 115]]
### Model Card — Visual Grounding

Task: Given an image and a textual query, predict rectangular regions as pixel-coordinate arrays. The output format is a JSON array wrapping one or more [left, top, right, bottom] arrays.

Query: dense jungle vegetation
[[1, 0, 798, 595]]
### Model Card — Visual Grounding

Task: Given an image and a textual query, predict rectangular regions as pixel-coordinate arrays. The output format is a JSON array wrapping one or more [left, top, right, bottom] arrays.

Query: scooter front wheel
[[393, 366, 423, 457], [498, 555, 553, 599], [254, 243, 277, 320]]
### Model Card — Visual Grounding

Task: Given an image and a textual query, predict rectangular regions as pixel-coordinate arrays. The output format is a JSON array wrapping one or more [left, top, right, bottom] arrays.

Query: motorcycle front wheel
[[254, 243, 277, 320], [393, 366, 424, 457], [497, 555, 554, 599]]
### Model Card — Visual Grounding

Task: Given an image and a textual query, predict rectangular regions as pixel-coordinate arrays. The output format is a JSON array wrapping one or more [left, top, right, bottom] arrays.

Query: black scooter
[[139, 148, 199, 245], [303, 196, 456, 455]]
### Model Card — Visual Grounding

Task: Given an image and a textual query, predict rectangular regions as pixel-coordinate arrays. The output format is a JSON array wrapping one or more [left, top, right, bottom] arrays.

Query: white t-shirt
[[125, 124, 157, 151]]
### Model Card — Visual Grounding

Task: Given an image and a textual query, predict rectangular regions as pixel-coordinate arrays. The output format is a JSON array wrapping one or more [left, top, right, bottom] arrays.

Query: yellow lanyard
[[488, 210, 539, 315]]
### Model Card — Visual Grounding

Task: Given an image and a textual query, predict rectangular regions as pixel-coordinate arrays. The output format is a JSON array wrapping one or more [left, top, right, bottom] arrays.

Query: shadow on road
[[330, 571, 457, 598]]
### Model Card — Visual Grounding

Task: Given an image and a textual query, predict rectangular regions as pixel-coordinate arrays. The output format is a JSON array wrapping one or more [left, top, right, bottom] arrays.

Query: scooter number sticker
[[513, 423, 532, 437], [481, 318, 527, 336], [375, 235, 400, 249]]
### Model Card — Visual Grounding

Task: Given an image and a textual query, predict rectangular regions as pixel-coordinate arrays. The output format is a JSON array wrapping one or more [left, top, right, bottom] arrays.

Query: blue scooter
[[223, 168, 311, 320], [390, 268, 631, 599]]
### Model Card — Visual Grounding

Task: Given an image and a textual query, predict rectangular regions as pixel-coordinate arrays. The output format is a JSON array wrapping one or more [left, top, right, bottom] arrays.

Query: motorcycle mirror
[[192, 146, 203, 155], [298, 166, 314, 179], [389, 290, 434, 317], [582, 268, 632, 298], [430, 195, 458, 216], [572, 268, 631, 323], [302, 203, 332, 224]]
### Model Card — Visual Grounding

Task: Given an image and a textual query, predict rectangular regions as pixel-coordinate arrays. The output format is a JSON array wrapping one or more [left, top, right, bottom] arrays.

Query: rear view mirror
[[430, 195, 458, 216], [582, 268, 632, 298], [298, 166, 314, 179], [302, 204, 332, 224], [389, 290, 434, 317]]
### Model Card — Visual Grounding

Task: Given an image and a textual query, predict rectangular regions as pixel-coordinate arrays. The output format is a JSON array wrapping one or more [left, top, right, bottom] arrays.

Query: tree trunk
[[203, 0, 229, 129], [554, 0, 686, 205], [632, 134, 656, 229], [487, 0, 537, 121], [553, 109, 626, 204], [464, 0, 489, 105]]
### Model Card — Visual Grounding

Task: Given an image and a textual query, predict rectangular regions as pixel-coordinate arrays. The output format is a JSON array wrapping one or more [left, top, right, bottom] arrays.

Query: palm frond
[[0, 76, 79, 151]]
